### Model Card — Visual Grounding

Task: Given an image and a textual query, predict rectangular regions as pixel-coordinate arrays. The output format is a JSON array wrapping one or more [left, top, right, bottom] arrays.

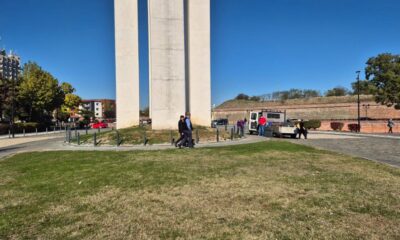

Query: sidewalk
[[310, 130, 400, 140], [62, 135, 268, 151]]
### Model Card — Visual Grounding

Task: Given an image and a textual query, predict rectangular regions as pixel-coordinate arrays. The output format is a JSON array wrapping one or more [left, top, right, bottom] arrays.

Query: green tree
[[63, 93, 81, 111], [18, 62, 64, 122], [235, 93, 250, 100], [351, 80, 376, 95], [325, 86, 350, 97], [365, 53, 400, 109], [249, 96, 261, 102], [303, 89, 321, 98], [60, 82, 75, 95]]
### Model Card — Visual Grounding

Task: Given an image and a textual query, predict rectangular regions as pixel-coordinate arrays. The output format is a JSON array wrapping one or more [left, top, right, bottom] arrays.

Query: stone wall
[[213, 97, 400, 133], [319, 120, 400, 133]]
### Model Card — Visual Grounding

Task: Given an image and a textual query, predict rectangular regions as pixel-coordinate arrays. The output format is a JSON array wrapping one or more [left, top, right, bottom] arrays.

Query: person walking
[[175, 115, 186, 147], [298, 119, 307, 139], [179, 112, 194, 148], [258, 115, 267, 136], [388, 119, 395, 134]]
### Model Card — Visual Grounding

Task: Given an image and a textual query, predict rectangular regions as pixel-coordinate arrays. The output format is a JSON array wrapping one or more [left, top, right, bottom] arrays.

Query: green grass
[[1, 141, 399, 239], [76, 125, 239, 146]]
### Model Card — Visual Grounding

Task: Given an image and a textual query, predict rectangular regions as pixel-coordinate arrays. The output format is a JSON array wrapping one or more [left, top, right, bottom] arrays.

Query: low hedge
[[330, 122, 344, 131], [348, 123, 361, 132], [0, 123, 9, 135], [304, 119, 321, 130], [1, 122, 54, 135]]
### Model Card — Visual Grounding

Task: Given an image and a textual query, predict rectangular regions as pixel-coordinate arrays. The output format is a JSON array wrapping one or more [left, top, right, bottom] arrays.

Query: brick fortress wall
[[213, 96, 400, 133]]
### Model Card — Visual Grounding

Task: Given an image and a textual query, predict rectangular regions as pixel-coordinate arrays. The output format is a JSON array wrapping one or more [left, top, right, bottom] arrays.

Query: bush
[[304, 119, 321, 130], [348, 123, 360, 132], [13, 122, 47, 133], [330, 122, 344, 131], [0, 123, 9, 135]]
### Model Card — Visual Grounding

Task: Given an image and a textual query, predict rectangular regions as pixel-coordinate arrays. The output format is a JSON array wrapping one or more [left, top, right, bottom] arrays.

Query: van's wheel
[[291, 134, 297, 139]]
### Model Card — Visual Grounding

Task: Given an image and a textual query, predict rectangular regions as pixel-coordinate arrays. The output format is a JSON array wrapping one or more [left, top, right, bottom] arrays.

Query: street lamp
[[356, 71, 361, 132], [362, 104, 370, 119]]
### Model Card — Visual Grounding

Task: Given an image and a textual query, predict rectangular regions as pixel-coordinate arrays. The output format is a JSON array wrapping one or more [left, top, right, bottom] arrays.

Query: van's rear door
[[249, 112, 259, 132]]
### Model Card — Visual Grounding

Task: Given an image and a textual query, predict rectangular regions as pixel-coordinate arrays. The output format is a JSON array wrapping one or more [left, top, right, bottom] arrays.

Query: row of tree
[[0, 62, 81, 125], [234, 53, 400, 109]]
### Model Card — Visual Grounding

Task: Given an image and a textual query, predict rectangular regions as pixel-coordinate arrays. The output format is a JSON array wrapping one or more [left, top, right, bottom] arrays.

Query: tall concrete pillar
[[115, 0, 140, 129], [148, 0, 186, 130], [187, 0, 211, 126]]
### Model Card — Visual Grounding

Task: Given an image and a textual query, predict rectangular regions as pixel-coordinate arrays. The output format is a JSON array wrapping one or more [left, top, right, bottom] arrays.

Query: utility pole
[[10, 76, 15, 138], [356, 71, 361, 132]]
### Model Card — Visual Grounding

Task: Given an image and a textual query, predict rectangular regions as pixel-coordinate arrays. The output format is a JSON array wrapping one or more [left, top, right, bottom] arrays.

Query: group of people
[[175, 113, 194, 149], [257, 115, 307, 139]]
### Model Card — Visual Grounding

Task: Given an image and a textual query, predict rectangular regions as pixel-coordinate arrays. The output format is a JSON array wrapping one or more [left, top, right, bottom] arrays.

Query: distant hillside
[[216, 95, 375, 110]]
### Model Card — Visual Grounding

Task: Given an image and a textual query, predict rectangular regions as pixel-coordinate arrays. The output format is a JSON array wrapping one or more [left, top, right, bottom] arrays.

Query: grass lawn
[[1, 141, 399, 239], [76, 126, 238, 146]]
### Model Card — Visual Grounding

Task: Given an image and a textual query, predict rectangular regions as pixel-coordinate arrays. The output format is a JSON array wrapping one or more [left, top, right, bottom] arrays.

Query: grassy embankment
[[75, 125, 238, 146]]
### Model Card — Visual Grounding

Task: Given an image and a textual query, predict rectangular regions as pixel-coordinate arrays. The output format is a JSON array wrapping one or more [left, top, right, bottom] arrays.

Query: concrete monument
[[115, 0, 211, 130]]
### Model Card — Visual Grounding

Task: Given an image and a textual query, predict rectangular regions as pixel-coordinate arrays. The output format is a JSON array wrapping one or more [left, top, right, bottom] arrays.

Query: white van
[[249, 110, 297, 138]]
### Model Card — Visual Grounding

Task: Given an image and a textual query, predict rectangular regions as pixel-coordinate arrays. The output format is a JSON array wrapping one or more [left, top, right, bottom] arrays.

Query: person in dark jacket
[[298, 119, 307, 139], [178, 112, 194, 148], [175, 115, 186, 147]]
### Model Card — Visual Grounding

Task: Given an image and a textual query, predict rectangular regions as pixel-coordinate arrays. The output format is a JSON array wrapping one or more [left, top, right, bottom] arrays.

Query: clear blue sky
[[1, 0, 400, 108]]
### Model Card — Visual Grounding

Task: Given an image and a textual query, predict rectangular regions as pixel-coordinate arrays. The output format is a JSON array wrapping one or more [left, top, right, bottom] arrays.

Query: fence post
[[116, 130, 121, 146], [53, 126, 56, 134], [65, 127, 68, 142], [93, 132, 97, 146], [8, 130, 11, 139], [46, 128, 48, 134], [225, 124, 228, 131], [77, 132, 80, 145], [231, 128, 234, 141], [23, 129, 25, 137], [143, 130, 147, 146], [216, 128, 219, 142], [98, 128, 100, 133], [85, 125, 88, 135], [196, 129, 199, 144], [68, 129, 72, 143], [36, 128, 38, 135]]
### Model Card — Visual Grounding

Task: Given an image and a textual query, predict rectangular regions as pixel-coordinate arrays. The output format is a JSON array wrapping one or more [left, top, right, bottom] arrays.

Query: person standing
[[298, 119, 307, 139], [388, 119, 395, 134], [258, 115, 267, 136], [175, 115, 186, 147], [179, 112, 194, 148]]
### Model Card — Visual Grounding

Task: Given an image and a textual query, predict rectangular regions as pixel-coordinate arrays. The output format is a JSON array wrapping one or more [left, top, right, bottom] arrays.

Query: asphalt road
[[285, 133, 400, 168]]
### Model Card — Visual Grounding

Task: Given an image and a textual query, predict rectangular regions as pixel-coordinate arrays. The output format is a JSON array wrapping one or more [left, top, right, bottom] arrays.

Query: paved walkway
[[284, 132, 400, 168], [0, 134, 267, 159], [1, 130, 399, 168]]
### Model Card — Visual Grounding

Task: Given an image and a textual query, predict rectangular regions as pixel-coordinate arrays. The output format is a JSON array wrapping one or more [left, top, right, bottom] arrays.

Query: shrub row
[[330, 122, 344, 131], [304, 119, 321, 130], [0, 122, 49, 135], [330, 122, 361, 132]]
